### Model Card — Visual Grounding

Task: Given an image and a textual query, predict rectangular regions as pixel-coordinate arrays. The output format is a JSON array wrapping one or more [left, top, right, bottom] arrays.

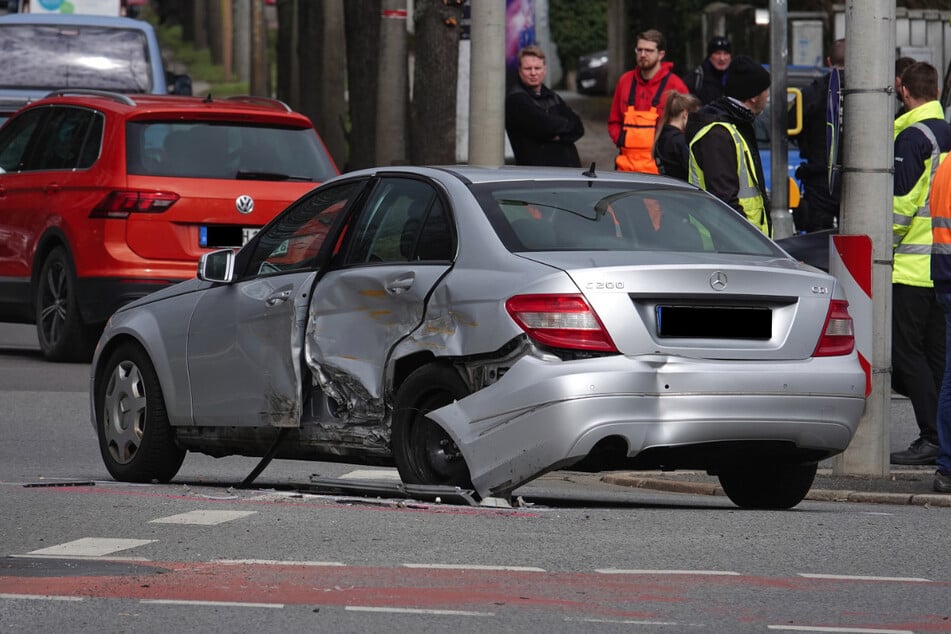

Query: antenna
[[582, 162, 597, 178]]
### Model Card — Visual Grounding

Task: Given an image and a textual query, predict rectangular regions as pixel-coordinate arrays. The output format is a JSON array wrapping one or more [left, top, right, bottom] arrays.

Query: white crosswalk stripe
[[27, 538, 156, 558], [149, 510, 257, 525]]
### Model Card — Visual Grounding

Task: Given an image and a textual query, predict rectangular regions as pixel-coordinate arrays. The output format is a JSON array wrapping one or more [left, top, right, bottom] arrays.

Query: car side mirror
[[198, 249, 235, 283]]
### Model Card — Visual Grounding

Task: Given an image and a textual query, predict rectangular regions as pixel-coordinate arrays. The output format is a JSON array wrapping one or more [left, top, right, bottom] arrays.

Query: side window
[[0, 108, 46, 173], [76, 113, 104, 168], [341, 177, 451, 265], [241, 180, 366, 279], [26, 107, 97, 171]]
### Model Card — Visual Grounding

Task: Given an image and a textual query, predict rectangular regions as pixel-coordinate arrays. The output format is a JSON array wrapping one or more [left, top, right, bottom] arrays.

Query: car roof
[[19, 91, 315, 125], [0, 13, 152, 28], [340, 164, 699, 189]]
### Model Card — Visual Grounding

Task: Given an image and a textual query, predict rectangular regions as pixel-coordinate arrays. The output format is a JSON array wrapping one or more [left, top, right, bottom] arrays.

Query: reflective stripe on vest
[[688, 121, 769, 236], [893, 121, 946, 287]]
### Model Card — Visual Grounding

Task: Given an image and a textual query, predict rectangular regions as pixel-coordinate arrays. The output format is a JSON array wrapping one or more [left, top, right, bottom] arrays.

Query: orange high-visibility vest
[[615, 73, 670, 173]]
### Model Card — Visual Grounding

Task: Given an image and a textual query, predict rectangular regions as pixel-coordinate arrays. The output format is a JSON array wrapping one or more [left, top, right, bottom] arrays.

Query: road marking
[[767, 626, 914, 633], [570, 617, 690, 626], [345, 606, 494, 617], [141, 599, 284, 609], [339, 468, 399, 479], [149, 510, 256, 525], [27, 538, 156, 558], [214, 559, 345, 567], [402, 563, 545, 572], [0, 593, 84, 602], [595, 569, 741, 576], [798, 573, 931, 583]]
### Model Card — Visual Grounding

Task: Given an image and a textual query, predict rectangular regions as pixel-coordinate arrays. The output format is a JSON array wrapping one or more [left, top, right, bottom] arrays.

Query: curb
[[601, 473, 951, 508]]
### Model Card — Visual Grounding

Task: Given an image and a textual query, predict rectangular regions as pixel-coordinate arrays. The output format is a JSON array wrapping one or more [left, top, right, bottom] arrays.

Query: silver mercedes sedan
[[89, 165, 866, 509]]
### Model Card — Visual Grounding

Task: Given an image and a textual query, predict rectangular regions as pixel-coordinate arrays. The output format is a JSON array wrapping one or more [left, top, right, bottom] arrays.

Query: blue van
[[0, 13, 189, 125]]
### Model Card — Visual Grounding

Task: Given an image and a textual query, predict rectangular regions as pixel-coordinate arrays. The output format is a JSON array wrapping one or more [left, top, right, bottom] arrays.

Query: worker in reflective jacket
[[687, 56, 771, 236], [608, 29, 688, 173], [889, 61, 951, 467]]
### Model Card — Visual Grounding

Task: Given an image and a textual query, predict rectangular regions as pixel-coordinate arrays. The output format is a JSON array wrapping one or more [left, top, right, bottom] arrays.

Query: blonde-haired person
[[652, 91, 701, 180]]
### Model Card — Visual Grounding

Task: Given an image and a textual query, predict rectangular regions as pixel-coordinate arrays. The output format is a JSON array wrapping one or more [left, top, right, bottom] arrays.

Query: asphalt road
[[2, 322, 950, 633]]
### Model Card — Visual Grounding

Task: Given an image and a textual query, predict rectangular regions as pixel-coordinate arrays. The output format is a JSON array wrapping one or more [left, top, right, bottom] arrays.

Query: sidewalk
[[602, 467, 951, 508]]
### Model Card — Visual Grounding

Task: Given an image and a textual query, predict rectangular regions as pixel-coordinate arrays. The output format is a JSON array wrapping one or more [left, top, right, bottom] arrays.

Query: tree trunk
[[410, 0, 463, 164], [343, 0, 381, 170], [275, 0, 298, 107]]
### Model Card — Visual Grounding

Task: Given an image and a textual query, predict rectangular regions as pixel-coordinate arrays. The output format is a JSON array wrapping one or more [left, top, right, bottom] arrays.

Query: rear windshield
[[473, 182, 783, 257], [0, 24, 152, 93], [125, 121, 338, 182]]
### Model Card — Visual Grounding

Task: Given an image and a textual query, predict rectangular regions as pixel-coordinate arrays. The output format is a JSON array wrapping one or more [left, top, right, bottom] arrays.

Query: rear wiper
[[236, 170, 313, 181]]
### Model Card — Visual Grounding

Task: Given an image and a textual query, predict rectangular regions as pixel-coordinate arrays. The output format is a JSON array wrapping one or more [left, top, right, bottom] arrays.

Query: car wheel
[[392, 364, 473, 489], [717, 461, 818, 509], [35, 246, 98, 362], [95, 343, 185, 483]]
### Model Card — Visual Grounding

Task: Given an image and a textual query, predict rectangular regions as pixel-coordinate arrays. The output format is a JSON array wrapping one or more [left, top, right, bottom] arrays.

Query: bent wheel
[[35, 246, 98, 362], [718, 461, 818, 510], [392, 364, 473, 489], [95, 343, 185, 482]]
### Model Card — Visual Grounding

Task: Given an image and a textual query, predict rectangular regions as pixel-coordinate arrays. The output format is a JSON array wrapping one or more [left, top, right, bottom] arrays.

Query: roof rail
[[223, 95, 293, 112], [44, 89, 136, 106]]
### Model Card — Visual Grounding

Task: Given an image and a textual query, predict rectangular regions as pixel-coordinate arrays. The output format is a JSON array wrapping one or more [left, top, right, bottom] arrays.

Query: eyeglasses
[[635, 48, 659, 55]]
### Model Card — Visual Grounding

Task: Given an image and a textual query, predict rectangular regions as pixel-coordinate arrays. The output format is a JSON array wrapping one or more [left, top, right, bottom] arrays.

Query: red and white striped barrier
[[830, 234, 873, 396]]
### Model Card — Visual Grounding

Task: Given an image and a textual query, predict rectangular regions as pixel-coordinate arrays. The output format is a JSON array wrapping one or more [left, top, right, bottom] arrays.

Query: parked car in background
[[0, 90, 338, 361], [0, 12, 191, 113], [576, 49, 609, 95], [91, 165, 865, 509]]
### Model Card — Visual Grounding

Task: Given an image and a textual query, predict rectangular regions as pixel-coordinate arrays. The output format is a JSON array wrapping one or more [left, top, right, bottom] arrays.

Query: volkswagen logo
[[235, 195, 255, 215], [709, 271, 728, 291]]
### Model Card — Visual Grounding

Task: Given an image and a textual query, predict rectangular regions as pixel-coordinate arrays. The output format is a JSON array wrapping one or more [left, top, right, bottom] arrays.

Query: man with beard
[[608, 29, 688, 173], [687, 55, 772, 236]]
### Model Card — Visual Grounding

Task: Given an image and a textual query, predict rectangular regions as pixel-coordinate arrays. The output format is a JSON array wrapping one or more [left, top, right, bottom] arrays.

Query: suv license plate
[[242, 228, 259, 245]]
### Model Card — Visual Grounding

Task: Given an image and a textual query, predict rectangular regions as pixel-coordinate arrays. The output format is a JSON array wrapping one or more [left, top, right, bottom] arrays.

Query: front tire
[[392, 363, 473, 489], [95, 343, 185, 482], [35, 246, 99, 362], [718, 461, 818, 509]]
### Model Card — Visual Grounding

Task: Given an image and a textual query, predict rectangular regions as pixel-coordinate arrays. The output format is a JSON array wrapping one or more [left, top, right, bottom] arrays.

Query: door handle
[[265, 289, 292, 306], [385, 273, 415, 295], [44, 183, 61, 195]]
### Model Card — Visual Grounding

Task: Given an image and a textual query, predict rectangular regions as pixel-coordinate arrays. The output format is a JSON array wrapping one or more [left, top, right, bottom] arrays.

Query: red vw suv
[[0, 90, 338, 361]]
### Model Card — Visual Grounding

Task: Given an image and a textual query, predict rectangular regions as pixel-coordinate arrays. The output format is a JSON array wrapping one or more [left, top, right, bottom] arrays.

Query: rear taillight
[[813, 299, 854, 357], [90, 191, 180, 218], [505, 294, 618, 352]]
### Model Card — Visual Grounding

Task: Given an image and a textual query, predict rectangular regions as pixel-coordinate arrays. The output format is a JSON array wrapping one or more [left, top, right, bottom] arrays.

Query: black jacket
[[653, 124, 690, 181], [685, 97, 769, 214], [505, 81, 584, 167], [682, 59, 727, 105]]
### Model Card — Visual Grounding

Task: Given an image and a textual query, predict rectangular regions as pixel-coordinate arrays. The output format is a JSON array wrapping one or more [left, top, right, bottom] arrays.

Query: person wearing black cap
[[687, 55, 772, 236], [682, 36, 732, 105]]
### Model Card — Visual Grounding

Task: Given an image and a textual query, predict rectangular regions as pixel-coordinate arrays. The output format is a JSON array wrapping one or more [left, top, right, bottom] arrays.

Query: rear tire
[[35, 246, 99, 362], [392, 364, 473, 489], [95, 343, 185, 482], [718, 461, 818, 509]]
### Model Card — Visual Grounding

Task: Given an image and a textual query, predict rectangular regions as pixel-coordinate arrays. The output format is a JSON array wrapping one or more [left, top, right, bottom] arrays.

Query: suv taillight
[[813, 299, 855, 357], [90, 191, 180, 218], [505, 294, 618, 352]]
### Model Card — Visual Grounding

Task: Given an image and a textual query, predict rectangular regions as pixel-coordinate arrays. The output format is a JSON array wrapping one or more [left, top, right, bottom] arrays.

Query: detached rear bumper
[[429, 353, 867, 498]]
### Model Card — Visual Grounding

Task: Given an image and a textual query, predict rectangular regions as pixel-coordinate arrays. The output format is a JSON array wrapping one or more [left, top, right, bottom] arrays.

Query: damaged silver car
[[89, 165, 866, 509]]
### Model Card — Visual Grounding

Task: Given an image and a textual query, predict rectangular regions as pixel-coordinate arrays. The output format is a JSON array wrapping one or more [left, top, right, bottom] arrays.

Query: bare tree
[[294, 1, 348, 168], [343, 0, 382, 170], [410, 0, 464, 164]]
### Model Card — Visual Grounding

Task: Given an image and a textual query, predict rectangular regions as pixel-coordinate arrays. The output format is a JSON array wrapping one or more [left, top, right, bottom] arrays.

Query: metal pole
[[832, 0, 894, 477], [468, 1, 505, 166], [769, 0, 793, 238]]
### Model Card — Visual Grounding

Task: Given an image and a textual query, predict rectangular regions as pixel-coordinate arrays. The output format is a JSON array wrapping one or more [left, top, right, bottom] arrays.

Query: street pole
[[832, 0, 894, 477], [769, 0, 794, 239], [468, 1, 505, 166], [375, 0, 408, 166]]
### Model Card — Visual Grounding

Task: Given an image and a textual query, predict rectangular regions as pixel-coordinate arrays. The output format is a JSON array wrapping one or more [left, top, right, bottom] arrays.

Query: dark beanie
[[707, 36, 731, 56], [724, 55, 770, 101]]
